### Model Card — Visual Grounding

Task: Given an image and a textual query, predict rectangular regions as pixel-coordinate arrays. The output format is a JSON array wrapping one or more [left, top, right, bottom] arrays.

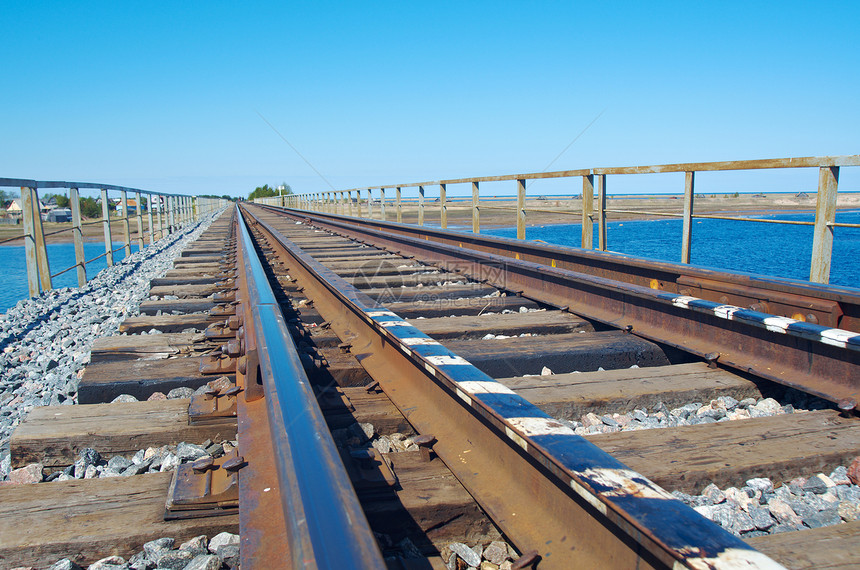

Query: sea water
[[483, 211, 860, 289], [1, 211, 857, 313], [0, 242, 140, 313]]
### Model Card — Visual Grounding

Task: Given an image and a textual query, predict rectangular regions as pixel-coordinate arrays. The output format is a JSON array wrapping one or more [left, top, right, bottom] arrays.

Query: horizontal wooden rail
[[3, 180, 228, 299], [277, 154, 859, 285]]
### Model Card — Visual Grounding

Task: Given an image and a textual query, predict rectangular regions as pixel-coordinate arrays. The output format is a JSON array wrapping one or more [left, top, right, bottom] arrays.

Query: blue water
[[1, 212, 857, 313], [483, 211, 860, 289], [0, 242, 140, 313]]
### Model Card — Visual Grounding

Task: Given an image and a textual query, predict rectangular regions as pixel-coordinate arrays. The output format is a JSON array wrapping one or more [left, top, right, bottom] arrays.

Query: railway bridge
[[1, 156, 859, 569]]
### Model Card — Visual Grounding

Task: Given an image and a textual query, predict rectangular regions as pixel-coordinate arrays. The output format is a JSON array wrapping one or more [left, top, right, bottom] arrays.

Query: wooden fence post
[[70, 187, 87, 286], [440, 184, 447, 229], [810, 166, 839, 283], [681, 171, 695, 264], [472, 181, 480, 234], [517, 179, 526, 240], [597, 174, 607, 251], [380, 188, 386, 221], [101, 188, 114, 266], [120, 190, 131, 257], [168, 196, 176, 232], [157, 195, 164, 240], [147, 194, 155, 245], [135, 191, 144, 250], [21, 186, 52, 296], [396, 187, 402, 223], [418, 186, 425, 226], [582, 175, 594, 248]]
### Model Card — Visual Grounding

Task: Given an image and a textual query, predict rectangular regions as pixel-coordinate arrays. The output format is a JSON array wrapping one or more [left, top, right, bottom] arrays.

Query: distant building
[[111, 197, 140, 214], [7, 199, 23, 216], [47, 208, 72, 223]]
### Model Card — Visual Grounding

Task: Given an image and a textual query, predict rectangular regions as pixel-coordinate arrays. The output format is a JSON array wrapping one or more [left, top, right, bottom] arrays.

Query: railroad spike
[[223, 385, 243, 397], [705, 352, 721, 369], [511, 550, 540, 570], [191, 456, 215, 473], [838, 398, 857, 416], [222, 455, 247, 473], [413, 434, 437, 462]]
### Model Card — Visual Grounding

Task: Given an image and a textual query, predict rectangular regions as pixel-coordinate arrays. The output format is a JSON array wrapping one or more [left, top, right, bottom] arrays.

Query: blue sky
[[1, 2, 858, 199]]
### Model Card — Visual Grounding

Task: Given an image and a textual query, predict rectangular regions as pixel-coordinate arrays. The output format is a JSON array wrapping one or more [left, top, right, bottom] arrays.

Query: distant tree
[[248, 184, 276, 201], [248, 183, 292, 201], [0, 189, 13, 204], [42, 192, 70, 208], [80, 197, 101, 218]]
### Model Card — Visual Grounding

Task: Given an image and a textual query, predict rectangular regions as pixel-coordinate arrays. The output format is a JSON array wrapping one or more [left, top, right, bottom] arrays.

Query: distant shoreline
[[2, 194, 858, 243]]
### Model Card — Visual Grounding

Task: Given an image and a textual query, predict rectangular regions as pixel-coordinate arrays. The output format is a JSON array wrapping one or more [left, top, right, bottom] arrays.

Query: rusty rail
[[234, 207, 385, 568], [256, 203, 860, 333], [240, 203, 786, 569], [258, 205, 860, 410], [268, 155, 860, 284]]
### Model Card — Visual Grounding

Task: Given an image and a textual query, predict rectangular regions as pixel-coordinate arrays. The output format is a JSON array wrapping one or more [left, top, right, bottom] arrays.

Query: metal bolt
[[413, 434, 437, 462], [223, 339, 244, 358], [511, 550, 540, 570], [624, 325, 633, 333]]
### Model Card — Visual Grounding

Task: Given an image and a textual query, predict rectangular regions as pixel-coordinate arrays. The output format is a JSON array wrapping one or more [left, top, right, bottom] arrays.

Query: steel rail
[[260, 204, 860, 332], [234, 209, 385, 568], [255, 205, 860, 410], [240, 204, 785, 569]]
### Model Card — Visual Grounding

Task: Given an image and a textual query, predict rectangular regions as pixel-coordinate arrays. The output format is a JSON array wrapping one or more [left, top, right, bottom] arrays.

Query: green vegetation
[[195, 193, 235, 202], [80, 197, 101, 218], [249, 183, 292, 201], [42, 193, 70, 208]]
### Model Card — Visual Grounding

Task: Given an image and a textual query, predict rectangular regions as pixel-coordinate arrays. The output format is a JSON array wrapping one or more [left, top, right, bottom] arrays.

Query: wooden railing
[[262, 155, 860, 284], [0, 178, 227, 297]]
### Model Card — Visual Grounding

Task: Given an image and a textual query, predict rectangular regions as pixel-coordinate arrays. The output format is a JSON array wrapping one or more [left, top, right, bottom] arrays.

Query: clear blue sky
[[1, 1, 858, 199]]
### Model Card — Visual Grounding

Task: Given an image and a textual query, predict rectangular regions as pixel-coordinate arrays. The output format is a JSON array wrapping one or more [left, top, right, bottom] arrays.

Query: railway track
[[1, 202, 858, 569]]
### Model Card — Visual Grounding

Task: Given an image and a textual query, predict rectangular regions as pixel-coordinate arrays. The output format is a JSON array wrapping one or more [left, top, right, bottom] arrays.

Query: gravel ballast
[[0, 209, 224, 480]]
